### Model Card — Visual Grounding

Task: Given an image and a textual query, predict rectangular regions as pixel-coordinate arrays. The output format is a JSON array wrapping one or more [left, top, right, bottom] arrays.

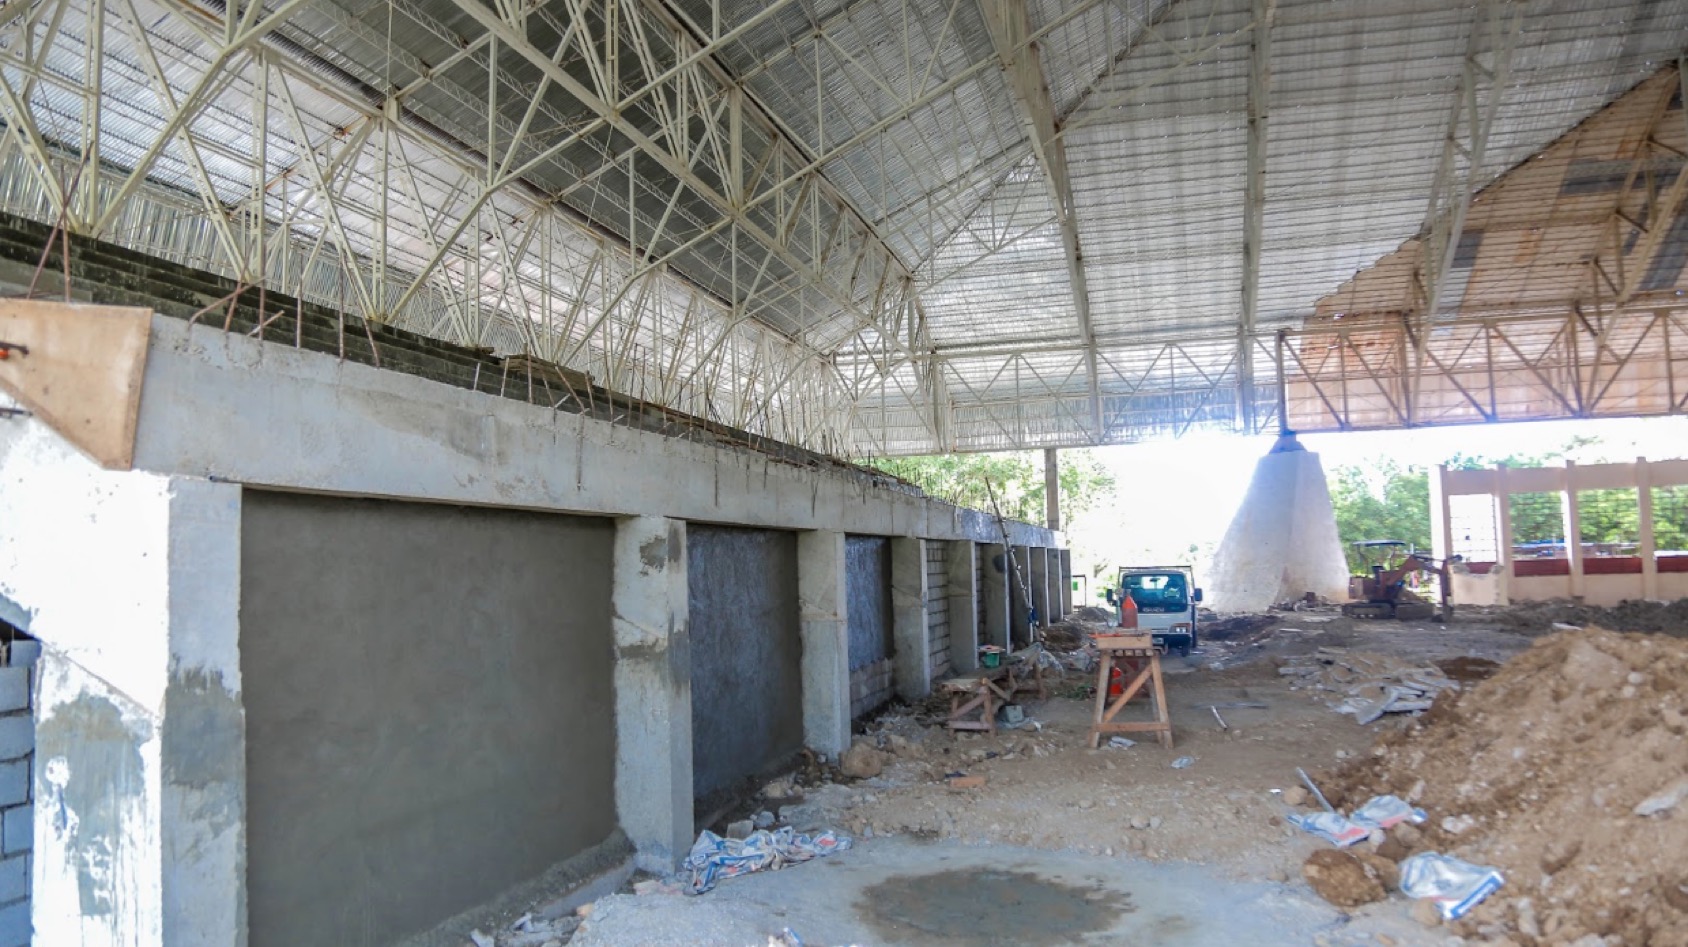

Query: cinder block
[[0, 763, 24, 809], [0, 671, 25, 715], [0, 897, 26, 947], [0, 720, 26, 763], [1, 806, 28, 855], [0, 854, 24, 903]]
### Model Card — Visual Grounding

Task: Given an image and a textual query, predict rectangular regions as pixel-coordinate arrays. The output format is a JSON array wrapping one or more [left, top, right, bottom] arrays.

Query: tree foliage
[[1325, 435, 1682, 570], [1328, 460, 1433, 572], [863, 450, 1116, 525]]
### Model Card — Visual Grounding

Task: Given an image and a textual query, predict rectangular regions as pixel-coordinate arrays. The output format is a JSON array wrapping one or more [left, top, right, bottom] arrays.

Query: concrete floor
[[569, 838, 1446, 946]]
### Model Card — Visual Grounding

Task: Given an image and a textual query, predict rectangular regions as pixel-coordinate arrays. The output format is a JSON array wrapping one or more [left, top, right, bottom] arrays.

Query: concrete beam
[[944, 542, 979, 673], [798, 531, 851, 757], [1044, 448, 1060, 531], [611, 516, 693, 873], [890, 537, 931, 701], [129, 317, 1057, 549]]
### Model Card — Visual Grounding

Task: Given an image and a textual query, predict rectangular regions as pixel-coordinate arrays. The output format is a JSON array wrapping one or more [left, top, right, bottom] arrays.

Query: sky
[[1063, 415, 1688, 589]]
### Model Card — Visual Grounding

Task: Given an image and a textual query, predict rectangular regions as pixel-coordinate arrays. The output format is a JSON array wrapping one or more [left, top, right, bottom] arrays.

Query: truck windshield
[[1123, 573, 1187, 609]]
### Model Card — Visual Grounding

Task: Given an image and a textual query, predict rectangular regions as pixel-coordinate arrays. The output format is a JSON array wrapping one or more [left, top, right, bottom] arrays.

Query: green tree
[[863, 450, 1115, 525], [1328, 460, 1433, 572], [1327, 435, 1637, 570]]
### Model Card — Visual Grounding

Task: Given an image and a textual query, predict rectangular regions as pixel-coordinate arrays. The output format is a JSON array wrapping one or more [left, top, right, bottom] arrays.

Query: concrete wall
[[845, 537, 894, 718], [1, 303, 1063, 942], [685, 526, 802, 801], [239, 491, 617, 947], [1436, 458, 1688, 605]]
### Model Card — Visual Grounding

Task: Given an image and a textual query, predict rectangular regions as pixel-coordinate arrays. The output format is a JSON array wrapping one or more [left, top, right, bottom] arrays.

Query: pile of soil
[[1201, 614, 1277, 642], [1071, 605, 1114, 623], [1479, 597, 1688, 636], [1319, 628, 1688, 945], [1043, 620, 1098, 652], [1433, 656, 1502, 683]]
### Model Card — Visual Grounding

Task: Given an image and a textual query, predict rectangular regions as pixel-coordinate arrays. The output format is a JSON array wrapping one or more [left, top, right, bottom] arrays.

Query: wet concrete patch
[[859, 868, 1131, 945]]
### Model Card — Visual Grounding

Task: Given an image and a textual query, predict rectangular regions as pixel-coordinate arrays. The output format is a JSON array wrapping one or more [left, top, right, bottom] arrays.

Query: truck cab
[[1112, 566, 1202, 655]]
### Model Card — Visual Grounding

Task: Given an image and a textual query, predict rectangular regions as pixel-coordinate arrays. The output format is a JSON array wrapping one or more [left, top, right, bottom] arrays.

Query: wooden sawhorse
[[940, 666, 1015, 735], [1088, 634, 1173, 749]]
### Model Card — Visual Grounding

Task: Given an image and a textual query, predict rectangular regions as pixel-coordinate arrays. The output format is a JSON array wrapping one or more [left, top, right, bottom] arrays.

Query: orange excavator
[[1341, 540, 1454, 621]]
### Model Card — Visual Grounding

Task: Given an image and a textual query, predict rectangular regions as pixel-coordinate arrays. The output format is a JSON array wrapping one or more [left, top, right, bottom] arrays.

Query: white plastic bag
[[1399, 852, 1505, 920], [1286, 811, 1369, 847], [1349, 794, 1427, 831]]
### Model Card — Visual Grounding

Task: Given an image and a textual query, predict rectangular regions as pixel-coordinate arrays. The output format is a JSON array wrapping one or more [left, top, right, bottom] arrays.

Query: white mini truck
[[1110, 566, 1203, 655]]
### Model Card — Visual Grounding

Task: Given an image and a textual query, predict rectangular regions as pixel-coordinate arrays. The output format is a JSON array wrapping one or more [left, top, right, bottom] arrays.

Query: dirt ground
[[801, 613, 1525, 875], [481, 603, 1687, 946]]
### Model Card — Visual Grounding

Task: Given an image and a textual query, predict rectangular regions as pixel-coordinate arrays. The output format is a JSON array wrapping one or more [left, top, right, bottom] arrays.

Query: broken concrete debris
[[1320, 626, 1688, 944], [465, 910, 581, 947], [1277, 648, 1457, 723]]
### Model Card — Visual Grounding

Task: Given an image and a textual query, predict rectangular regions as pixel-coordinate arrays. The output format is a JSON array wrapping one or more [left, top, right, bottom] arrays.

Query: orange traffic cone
[[1118, 589, 1138, 629]]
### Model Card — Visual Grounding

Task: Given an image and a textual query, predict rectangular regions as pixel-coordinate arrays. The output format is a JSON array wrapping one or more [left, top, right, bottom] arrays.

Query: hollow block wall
[[925, 542, 951, 682]]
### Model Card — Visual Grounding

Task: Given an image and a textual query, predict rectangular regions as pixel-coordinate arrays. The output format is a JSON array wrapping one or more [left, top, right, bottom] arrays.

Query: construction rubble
[[1277, 647, 1460, 724], [1313, 627, 1688, 945]]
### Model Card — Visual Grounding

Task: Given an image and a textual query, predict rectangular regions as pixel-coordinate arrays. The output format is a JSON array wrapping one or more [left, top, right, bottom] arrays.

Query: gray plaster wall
[[239, 491, 617, 947], [845, 537, 893, 671], [845, 536, 893, 717], [686, 526, 802, 801]]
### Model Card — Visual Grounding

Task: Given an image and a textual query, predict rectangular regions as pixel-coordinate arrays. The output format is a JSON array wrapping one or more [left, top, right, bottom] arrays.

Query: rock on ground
[[839, 742, 884, 779], [1301, 850, 1386, 907]]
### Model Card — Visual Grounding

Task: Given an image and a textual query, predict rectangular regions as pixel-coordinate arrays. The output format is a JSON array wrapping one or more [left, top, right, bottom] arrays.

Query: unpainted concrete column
[[1496, 465, 1514, 606], [1044, 448, 1061, 531], [1431, 463, 1455, 562], [798, 530, 851, 757], [3, 437, 247, 947], [945, 542, 979, 672], [980, 543, 1010, 650], [1563, 462, 1584, 600], [1058, 549, 1073, 616], [612, 515, 693, 873], [162, 478, 247, 947], [1010, 545, 1034, 646], [1638, 457, 1658, 600], [889, 537, 931, 701], [1028, 548, 1051, 627], [1046, 549, 1063, 621]]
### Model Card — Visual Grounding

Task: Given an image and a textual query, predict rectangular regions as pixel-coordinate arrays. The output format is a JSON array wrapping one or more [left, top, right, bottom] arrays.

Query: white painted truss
[[0, 0, 1685, 457]]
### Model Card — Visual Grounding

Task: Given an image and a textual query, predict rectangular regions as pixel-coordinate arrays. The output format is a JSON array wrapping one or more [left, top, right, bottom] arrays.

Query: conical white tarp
[[1209, 434, 1351, 612]]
